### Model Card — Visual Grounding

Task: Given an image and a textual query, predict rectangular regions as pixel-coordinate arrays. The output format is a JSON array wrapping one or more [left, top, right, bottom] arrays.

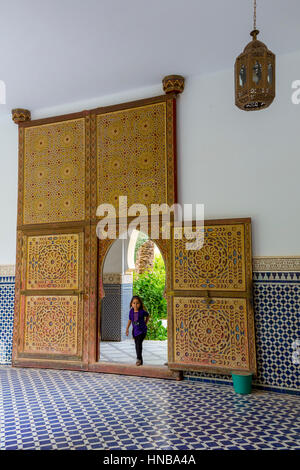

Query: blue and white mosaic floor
[[0, 366, 299, 450]]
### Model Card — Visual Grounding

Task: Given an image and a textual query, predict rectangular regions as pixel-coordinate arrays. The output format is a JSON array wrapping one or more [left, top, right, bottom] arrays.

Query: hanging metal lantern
[[235, 0, 275, 111]]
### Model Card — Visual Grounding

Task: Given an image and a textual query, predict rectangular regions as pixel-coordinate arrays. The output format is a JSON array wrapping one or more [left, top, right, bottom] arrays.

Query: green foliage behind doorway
[[133, 254, 167, 340]]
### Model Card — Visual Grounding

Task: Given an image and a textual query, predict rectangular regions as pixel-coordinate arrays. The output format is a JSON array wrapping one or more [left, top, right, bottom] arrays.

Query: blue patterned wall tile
[[252, 276, 299, 391], [101, 283, 133, 341], [101, 284, 122, 341], [184, 272, 300, 394], [0, 277, 15, 365]]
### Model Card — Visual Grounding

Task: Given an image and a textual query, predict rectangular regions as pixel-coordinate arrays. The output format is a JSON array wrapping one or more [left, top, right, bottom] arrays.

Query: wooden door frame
[[87, 217, 182, 380], [11, 94, 256, 379], [12, 111, 91, 371], [167, 217, 256, 375], [87, 216, 256, 378]]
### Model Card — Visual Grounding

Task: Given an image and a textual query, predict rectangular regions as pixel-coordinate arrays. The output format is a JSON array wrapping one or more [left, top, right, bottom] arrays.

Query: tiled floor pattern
[[0, 366, 299, 450], [99, 340, 168, 365]]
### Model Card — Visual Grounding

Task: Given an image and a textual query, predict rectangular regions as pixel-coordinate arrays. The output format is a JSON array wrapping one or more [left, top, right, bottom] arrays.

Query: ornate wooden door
[[12, 112, 91, 370], [168, 218, 256, 375], [88, 94, 178, 367]]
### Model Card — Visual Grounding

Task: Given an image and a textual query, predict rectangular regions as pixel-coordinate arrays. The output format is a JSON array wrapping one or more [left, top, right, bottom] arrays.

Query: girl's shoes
[[136, 360, 142, 366]]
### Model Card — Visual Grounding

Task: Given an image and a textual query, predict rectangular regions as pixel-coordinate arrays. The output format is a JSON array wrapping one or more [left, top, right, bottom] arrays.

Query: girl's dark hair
[[130, 295, 144, 311]]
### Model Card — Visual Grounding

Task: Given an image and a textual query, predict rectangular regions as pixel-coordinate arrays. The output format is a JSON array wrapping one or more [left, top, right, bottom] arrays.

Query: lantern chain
[[253, 0, 257, 31]]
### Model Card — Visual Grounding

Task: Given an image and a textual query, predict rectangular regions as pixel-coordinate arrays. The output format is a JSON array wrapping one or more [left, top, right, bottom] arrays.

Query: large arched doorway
[[98, 230, 168, 367]]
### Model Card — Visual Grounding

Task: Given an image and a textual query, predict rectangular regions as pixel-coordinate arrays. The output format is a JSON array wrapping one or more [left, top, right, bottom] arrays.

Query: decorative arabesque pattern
[[23, 119, 86, 224], [24, 296, 80, 356], [96, 103, 167, 212], [174, 297, 249, 370], [173, 225, 246, 290], [26, 234, 81, 290]]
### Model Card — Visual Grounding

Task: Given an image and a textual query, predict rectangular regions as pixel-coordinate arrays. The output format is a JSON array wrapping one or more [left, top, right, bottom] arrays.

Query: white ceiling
[[0, 0, 299, 115]]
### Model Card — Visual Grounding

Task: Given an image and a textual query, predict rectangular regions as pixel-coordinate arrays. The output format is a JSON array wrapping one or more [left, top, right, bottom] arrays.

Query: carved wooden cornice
[[11, 108, 31, 124], [162, 75, 185, 94]]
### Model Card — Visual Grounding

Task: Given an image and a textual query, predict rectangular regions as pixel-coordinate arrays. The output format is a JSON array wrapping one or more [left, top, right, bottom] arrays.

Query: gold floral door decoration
[[13, 115, 90, 367], [169, 220, 256, 375]]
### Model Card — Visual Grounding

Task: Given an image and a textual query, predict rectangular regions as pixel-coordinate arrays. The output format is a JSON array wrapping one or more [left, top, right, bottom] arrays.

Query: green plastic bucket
[[231, 372, 253, 394]]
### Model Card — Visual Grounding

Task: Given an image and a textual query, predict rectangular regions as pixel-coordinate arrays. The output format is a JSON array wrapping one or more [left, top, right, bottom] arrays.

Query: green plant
[[133, 253, 167, 340]]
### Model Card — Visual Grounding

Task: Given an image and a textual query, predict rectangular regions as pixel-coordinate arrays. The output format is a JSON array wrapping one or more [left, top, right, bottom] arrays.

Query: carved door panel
[[88, 95, 178, 366], [12, 114, 91, 369], [168, 218, 256, 375], [90, 95, 177, 219]]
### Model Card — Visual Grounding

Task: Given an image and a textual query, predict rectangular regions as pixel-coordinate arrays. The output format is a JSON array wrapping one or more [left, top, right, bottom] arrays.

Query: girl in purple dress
[[126, 295, 149, 366]]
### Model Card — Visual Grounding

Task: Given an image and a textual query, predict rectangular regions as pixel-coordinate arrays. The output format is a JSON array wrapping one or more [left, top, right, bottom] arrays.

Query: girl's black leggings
[[133, 333, 146, 362]]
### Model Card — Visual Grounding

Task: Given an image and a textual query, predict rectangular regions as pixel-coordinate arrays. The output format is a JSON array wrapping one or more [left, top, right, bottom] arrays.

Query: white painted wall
[[0, 49, 299, 263], [103, 238, 131, 274], [0, 115, 18, 264], [176, 49, 300, 256]]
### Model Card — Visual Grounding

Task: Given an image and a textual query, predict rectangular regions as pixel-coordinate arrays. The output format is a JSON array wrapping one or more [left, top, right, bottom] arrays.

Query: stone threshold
[[89, 362, 183, 380]]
